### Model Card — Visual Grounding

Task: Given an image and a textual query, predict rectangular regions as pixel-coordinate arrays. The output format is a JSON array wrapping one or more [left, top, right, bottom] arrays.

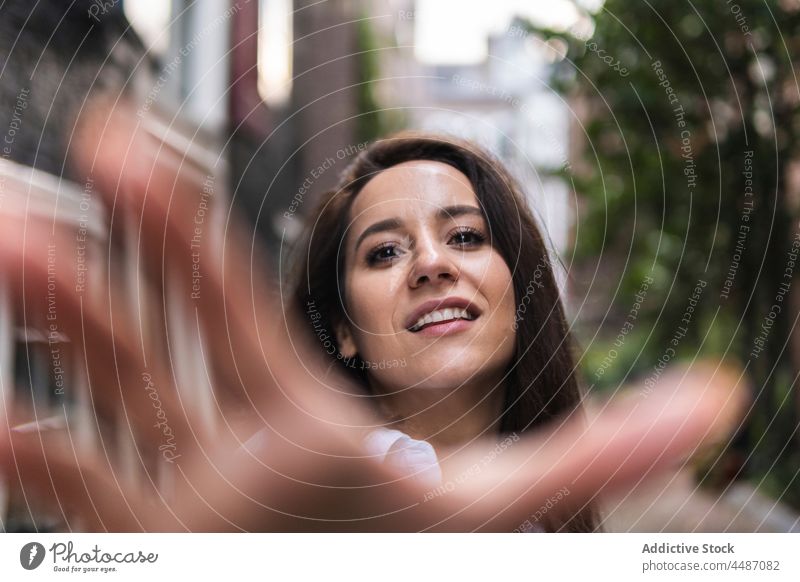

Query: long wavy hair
[[290, 132, 599, 532]]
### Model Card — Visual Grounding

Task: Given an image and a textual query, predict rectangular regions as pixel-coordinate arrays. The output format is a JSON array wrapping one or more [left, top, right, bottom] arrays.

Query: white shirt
[[362, 427, 442, 487]]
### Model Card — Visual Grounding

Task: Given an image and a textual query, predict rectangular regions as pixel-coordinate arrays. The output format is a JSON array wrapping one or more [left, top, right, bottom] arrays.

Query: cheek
[[482, 256, 516, 325], [345, 268, 405, 335], [479, 258, 517, 369]]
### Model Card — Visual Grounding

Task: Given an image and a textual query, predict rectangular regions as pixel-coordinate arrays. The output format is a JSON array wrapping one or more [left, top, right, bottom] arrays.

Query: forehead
[[349, 160, 479, 221]]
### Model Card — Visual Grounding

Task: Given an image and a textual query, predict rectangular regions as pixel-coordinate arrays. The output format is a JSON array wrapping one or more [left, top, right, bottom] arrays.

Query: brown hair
[[290, 132, 599, 531]]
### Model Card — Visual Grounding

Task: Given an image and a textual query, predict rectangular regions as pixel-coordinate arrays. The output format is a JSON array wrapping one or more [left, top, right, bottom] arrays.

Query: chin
[[406, 357, 504, 391]]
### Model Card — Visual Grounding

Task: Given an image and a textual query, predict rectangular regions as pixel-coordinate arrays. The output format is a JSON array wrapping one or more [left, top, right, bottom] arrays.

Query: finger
[[0, 206, 207, 463], [69, 105, 292, 412], [71, 101, 376, 433], [427, 360, 748, 531]]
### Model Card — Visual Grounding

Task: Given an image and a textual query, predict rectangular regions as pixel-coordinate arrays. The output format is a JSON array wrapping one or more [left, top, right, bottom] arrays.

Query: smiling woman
[[291, 132, 598, 532]]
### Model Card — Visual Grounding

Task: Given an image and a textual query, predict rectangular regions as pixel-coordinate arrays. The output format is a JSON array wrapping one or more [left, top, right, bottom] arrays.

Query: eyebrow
[[354, 204, 484, 251]]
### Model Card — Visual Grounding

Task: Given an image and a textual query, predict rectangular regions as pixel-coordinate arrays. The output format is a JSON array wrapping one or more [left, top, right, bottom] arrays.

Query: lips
[[405, 297, 480, 332]]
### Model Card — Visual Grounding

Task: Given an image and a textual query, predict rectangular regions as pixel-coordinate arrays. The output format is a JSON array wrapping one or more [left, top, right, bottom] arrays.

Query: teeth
[[409, 307, 476, 331]]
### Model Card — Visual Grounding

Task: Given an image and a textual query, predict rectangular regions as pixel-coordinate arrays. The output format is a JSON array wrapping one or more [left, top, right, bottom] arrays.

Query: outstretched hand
[[0, 102, 747, 532]]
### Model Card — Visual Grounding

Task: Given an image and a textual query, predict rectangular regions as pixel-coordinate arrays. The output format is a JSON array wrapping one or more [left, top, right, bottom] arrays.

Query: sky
[[414, 0, 603, 65]]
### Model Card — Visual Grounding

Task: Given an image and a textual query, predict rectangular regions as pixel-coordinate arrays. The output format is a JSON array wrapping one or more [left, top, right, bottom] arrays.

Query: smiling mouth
[[408, 307, 477, 332]]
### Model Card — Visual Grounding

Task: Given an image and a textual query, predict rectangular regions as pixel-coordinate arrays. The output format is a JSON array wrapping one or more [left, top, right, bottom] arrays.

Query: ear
[[334, 320, 358, 358]]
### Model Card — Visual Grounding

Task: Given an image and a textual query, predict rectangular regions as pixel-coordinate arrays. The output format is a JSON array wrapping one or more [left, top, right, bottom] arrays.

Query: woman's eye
[[366, 243, 401, 265], [449, 228, 485, 247]]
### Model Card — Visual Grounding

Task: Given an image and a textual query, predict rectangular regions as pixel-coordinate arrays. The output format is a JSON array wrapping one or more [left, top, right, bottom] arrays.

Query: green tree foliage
[[528, 1, 800, 509]]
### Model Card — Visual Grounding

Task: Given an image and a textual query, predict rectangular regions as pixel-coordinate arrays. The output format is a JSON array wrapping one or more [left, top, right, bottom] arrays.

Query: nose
[[408, 236, 459, 288]]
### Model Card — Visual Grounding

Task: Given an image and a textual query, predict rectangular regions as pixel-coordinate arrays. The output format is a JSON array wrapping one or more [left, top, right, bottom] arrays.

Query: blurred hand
[[0, 102, 748, 532]]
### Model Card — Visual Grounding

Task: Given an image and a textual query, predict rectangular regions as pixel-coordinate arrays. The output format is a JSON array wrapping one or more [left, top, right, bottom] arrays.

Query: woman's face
[[336, 160, 517, 394]]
